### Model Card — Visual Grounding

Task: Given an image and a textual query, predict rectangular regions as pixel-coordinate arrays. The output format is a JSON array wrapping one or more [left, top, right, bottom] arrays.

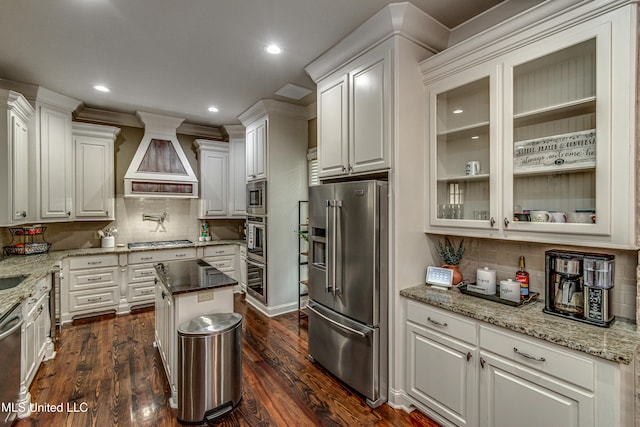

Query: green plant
[[435, 237, 465, 266]]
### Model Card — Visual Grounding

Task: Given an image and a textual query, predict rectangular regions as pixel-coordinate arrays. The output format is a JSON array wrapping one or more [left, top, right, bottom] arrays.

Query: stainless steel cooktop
[[127, 240, 194, 250]]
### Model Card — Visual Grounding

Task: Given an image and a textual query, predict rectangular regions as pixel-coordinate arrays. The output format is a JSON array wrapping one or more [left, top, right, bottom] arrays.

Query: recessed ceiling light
[[471, 135, 480, 140], [265, 44, 282, 55], [453, 109, 464, 114], [207, 106, 219, 113], [93, 84, 110, 93]]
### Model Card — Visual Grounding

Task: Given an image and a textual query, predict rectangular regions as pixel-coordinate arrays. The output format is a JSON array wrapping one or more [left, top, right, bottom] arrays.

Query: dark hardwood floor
[[15, 294, 439, 426]]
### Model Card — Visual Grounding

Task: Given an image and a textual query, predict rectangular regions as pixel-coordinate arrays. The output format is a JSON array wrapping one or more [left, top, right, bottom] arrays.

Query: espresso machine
[[544, 250, 615, 327]]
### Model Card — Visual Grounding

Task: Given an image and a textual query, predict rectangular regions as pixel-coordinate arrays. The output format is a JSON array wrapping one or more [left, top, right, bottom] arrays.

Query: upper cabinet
[[0, 90, 35, 226], [317, 49, 391, 178], [423, 1, 637, 249], [194, 135, 246, 219], [72, 122, 120, 220], [36, 89, 82, 220], [245, 116, 267, 182]]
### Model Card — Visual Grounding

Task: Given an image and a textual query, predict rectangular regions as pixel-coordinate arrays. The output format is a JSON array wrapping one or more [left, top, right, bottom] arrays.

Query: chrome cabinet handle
[[175, 253, 187, 258], [513, 347, 545, 362], [504, 217, 510, 227], [87, 277, 102, 282], [141, 257, 153, 261], [480, 357, 486, 368], [490, 217, 496, 227], [427, 317, 448, 327], [141, 289, 154, 295], [87, 297, 102, 303], [88, 261, 102, 265]]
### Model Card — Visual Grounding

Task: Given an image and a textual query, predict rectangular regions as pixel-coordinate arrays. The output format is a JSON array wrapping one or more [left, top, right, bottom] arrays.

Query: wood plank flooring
[[15, 294, 440, 426]]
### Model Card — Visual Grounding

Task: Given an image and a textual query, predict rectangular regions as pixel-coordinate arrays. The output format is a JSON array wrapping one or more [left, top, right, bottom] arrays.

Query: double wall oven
[[246, 180, 267, 304]]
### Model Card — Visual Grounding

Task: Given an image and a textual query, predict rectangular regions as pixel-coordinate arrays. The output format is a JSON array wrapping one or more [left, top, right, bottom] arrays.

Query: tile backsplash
[[0, 195, 244, 253], [427, 235, 638, 321]]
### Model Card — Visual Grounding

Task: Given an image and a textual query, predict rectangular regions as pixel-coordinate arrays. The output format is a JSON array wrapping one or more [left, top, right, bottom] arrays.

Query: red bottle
[[516, 256, 529, 299]]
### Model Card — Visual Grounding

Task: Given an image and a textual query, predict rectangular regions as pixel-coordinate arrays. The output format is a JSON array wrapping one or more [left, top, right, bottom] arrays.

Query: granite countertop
[[401, 284, 640, 365], [0, 239, 246, 318], [156, 260, 238, 296]]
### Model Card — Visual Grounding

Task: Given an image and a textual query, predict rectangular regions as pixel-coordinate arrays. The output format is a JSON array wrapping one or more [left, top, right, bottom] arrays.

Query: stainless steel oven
[[246, 180, 266, 215], [246, 216, 266, 264], [246, 258, 267, 304]]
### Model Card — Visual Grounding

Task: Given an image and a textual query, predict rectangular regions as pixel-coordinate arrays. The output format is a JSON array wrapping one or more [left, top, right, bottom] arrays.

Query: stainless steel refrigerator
[[307, 180, 388, 408]]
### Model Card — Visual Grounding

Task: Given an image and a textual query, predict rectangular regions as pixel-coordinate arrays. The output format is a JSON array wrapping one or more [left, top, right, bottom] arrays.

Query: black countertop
[[154, 259, 237, 295]]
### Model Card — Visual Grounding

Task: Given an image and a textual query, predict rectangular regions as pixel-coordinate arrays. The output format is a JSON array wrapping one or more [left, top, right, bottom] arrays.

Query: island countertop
[[401, 284, 640, 365], [154, 259, 237, 296]]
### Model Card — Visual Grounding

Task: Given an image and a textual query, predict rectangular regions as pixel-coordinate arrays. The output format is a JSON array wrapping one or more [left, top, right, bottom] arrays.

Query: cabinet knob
[[466, 352, 472, 362], [341, 166, 346, 173], [161, 291, 168, 299], [504, 217, 510, 228], [67, 211, 71, 217], [490, 217, 496, 227], [348, 165, 353, 173], [480, 357, 486, 368], [21, 211, 27, 218]]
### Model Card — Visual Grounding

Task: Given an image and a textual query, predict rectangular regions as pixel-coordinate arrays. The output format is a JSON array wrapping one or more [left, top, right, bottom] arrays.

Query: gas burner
[[127, 240, 194, 250]]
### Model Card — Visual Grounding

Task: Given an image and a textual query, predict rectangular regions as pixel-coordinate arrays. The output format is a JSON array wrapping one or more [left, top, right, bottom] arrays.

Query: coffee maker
[[544, 250, 615, 327]]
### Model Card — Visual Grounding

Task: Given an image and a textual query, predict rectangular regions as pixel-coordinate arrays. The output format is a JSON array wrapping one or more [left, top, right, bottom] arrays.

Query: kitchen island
[[153, 258, 237, 408]]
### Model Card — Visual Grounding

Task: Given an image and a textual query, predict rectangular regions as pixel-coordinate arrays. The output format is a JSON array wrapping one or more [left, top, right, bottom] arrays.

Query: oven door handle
[[246, 258, 265, 268], [307, 304, 367, 338]]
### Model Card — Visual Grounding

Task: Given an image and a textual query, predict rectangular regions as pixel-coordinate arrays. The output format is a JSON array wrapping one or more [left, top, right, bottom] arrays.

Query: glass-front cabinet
[[429, 66, 498, 229], [424, 3, 636, 248]]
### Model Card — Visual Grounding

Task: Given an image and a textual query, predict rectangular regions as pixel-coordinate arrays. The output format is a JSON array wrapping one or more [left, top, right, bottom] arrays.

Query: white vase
[[101, 236, 115, 248]]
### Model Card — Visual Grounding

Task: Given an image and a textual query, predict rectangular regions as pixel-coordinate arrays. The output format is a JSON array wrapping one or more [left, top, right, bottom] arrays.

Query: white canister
[[476, 267, 497, 295], [101, 236, 115, 248], [500, 279, 521, 303]]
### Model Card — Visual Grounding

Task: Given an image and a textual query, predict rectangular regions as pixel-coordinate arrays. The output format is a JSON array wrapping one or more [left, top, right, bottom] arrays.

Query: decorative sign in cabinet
[[0, 90, 34, 226], [423, 1, 637, 249]]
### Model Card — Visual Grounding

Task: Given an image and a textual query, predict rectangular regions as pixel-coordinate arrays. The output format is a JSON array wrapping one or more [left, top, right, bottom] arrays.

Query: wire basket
[[3, 243, 51, 256]]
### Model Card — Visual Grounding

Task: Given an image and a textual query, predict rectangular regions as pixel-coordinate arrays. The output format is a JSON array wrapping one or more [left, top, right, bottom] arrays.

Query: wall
[[426, 235, 638, 321]]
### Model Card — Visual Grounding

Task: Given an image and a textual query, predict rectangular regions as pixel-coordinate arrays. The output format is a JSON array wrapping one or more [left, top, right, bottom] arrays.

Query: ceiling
[[0, 0, 513, 127]]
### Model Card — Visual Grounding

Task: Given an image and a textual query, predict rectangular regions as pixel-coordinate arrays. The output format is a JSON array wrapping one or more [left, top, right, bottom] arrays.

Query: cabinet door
[[200, 148, 229, 217], [40, 105, 72, 219], [253, 118, 267, 180], [11, 113, 29, 221], [349, 52, 391, 175], [479, 352, 593, 427], [246, 126, 256, 180], [229, 139, 246, 216], [428, 65, 499, 230], [74, 135, 113, 218], [407, 322, 477, 427], [502, 26, 611, 238], [318, 74, 349, 178]]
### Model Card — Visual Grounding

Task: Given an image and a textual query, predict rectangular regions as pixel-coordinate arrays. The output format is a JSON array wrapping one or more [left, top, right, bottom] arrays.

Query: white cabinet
[[60, 254, 120, 323], [18, 277, 53, 418], [0, 90, 34, 225], [406, 301, 477, 427], [39, 104, 74, 220], [403, 300, 632, 427], [478, 326, 594, 427], [316, 47, 391, 178], [245, 116, 267, 181], [202, 244, 236, 280], [126, 247, 197, 309], [239, 245, 247, 292], [423, 2, 637, 249], [195, 139, 246, 218], [72, 122, 119, 220]]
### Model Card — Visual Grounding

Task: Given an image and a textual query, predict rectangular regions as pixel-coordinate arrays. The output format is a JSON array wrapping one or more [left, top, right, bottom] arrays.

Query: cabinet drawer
[[128, 263, 157, 282], [128, 283, 156, 303], [69, 288, 118, 313], [128, 248, 196, 264], [69, 267, 119, 291], [480, 325, 595, 391], [69, 254, 118, 270], [203, 245, 236, 257], [406, 301, 477, 345], [203, 257, 234, 271]]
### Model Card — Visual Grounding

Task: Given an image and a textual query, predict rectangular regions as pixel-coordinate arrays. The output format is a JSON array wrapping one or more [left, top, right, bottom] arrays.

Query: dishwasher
[[0, 303, 23, 426]]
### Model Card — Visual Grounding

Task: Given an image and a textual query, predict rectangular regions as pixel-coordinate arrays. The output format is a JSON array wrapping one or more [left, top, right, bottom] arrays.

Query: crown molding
[[238, 99, 309, 126], [222, 124, 246, 141], [71, 121, 121, 139]]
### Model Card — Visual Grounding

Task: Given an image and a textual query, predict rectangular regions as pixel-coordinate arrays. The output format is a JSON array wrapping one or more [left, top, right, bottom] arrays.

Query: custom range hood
[[124, 111, 198, 198]]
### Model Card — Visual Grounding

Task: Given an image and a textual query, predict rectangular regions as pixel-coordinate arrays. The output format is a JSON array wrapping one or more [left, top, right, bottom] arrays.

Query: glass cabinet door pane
[[511, 39, 597, 225], [436, 77, 490, 221]]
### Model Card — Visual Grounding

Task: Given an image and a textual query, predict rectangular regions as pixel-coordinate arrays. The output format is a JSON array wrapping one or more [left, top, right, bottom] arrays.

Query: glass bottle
[[516, 256, 529, 299]]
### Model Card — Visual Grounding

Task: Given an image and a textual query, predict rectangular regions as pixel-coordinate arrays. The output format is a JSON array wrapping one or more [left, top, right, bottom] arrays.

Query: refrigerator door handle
[[308, 304, 367, 338], [333, 200, 342, 296], [325, 202, 333, 293]]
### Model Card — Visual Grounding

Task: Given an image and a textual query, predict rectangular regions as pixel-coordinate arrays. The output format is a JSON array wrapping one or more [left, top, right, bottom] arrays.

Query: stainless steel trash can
[[177, 312, 242, 424]]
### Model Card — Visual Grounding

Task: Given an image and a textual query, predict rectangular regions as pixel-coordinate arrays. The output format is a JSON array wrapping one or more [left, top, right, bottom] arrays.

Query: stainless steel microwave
[[247, 180, 266, 215]]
